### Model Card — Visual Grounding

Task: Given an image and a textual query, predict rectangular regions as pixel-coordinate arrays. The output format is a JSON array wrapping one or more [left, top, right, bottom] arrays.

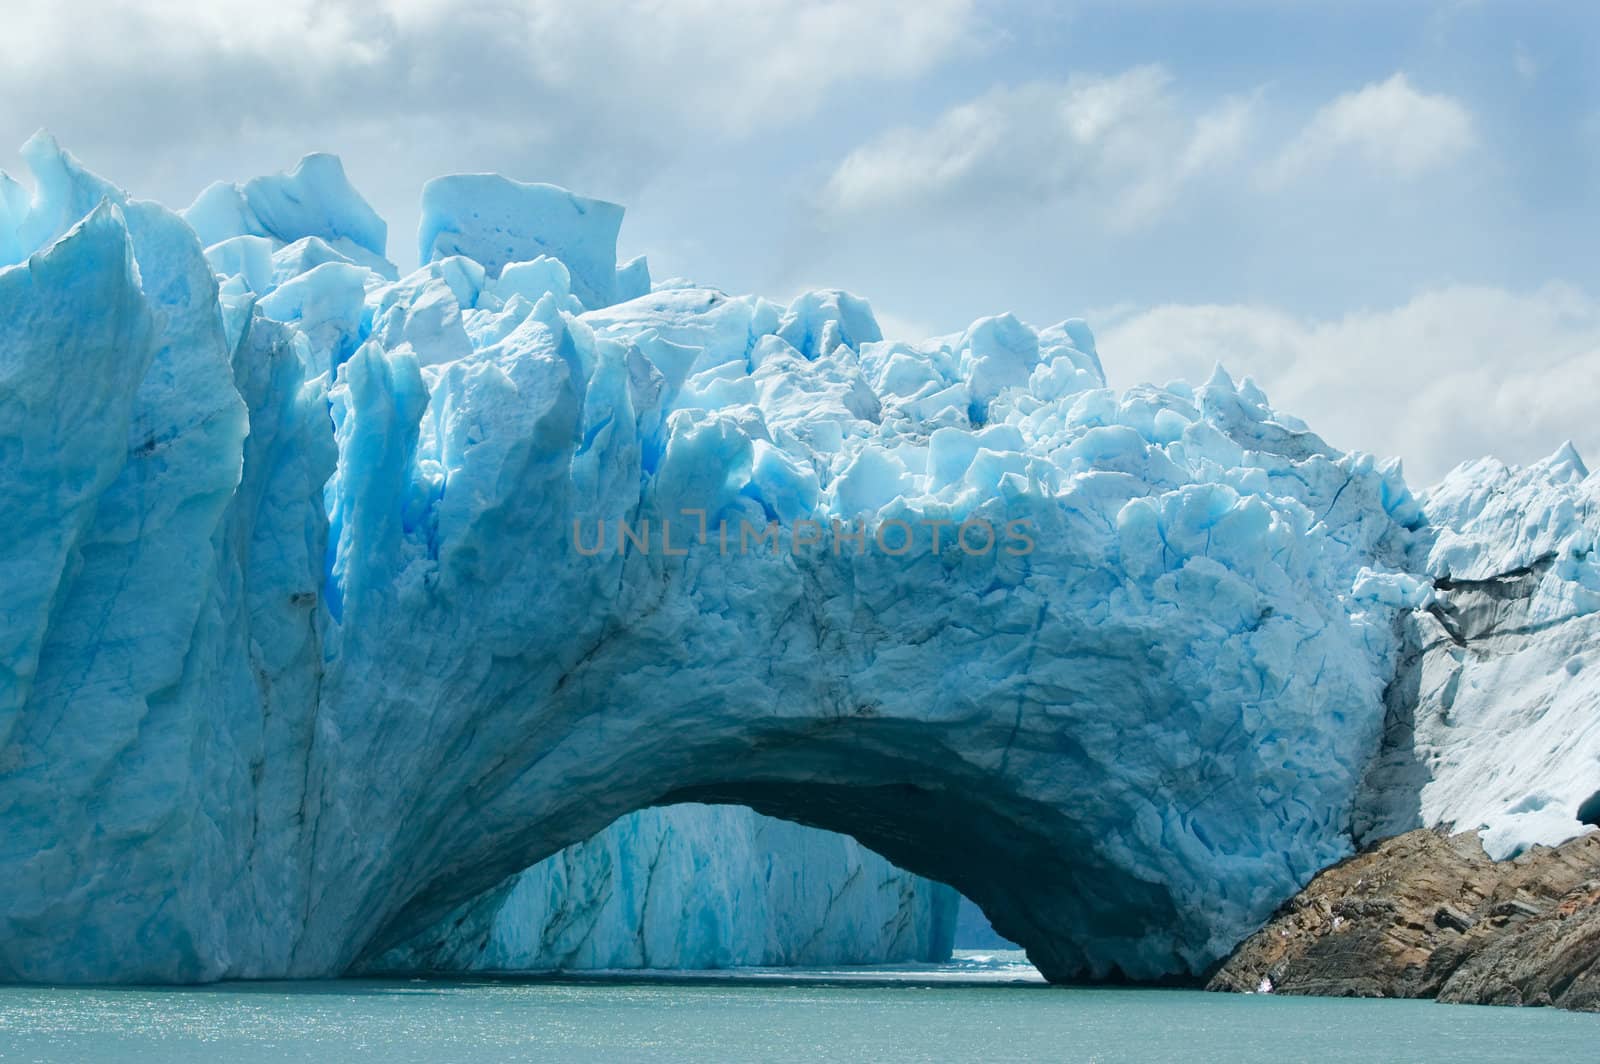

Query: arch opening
[[361, 800, 971, 975], [352, 713, 1191, 985], [658, 780, 1184, 983]]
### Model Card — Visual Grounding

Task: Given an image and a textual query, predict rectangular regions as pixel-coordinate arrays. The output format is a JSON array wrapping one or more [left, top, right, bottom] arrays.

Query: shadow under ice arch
[[347, 576, 1195, 982], [0, 137, 1427, 984]]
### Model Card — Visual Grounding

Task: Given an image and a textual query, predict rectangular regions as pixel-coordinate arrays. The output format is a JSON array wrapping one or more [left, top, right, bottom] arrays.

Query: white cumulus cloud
[[1096, 283, 1600, 486], [0, 0, 982, 254], [1267, 73, 1476, 185], [822, 67, 1256, 228], [0, 0, 979, 134]]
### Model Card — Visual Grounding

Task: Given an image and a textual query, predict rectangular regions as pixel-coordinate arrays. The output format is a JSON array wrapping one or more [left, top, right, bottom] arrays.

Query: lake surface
[[1, 952, 1593, 1062]]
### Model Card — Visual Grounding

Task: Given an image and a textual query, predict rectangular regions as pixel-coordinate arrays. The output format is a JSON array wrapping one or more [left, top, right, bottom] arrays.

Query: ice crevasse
[[0, 133, 1594, 984]]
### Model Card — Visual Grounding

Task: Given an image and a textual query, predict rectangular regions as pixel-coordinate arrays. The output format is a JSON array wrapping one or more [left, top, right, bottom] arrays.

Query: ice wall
[[1357, 445, 1600, 857], [370, 805, 958, 972]]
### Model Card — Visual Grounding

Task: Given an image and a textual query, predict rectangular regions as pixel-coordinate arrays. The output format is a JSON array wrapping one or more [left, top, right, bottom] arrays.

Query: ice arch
[[0, 138, 1428, 984]]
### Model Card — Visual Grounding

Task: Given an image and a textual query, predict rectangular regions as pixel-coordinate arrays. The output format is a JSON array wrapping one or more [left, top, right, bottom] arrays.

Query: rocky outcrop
[[1209, 828, 1600, 1010], [1436, 881, 1600, 1011]]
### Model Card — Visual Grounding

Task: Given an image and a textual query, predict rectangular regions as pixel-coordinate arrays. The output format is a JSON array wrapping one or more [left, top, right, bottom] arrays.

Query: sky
[[2, 0, 1596, 485]]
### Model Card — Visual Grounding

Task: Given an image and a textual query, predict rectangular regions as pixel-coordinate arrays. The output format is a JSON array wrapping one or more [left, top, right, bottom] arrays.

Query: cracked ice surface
[[2, 134, 1589, 986]]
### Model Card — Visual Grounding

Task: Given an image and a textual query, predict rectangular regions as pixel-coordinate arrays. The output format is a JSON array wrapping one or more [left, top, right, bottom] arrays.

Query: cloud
[[821, 67, 1256, 227], [0, 0, 980, 261], [1267, 73, 1476, 185], [0, 1, 978, 134], [1096, 284, 1600, 486]]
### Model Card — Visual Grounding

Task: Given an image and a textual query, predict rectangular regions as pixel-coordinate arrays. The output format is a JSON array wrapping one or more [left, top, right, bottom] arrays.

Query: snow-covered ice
[[1358, 445, 1600, 857]]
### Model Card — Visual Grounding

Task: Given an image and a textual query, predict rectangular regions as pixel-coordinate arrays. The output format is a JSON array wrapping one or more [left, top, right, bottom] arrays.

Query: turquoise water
[[1, 960, 1594, 1063]]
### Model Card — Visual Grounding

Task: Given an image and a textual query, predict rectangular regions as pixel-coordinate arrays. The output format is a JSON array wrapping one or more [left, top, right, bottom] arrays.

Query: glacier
[[366, 803, 958, 973], [0, 133, 1594, 985], [1357, 444, 1600, 859]]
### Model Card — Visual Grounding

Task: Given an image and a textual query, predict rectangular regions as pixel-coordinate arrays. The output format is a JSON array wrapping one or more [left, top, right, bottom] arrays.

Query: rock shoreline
[[1208, 828, 1600, 1012]]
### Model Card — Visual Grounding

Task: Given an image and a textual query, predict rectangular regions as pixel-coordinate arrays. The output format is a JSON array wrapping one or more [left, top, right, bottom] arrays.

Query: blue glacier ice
[[0, 134, 1595, 986], [418, 173, 626, 309], [185, 152, 397, 280], [367, 804, 958, 972]]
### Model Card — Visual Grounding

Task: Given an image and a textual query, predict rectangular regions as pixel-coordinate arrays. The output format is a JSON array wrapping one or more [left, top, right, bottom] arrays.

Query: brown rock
[[1437, 882, 1600, 1012], [1207, 828, 1600, 1010]]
